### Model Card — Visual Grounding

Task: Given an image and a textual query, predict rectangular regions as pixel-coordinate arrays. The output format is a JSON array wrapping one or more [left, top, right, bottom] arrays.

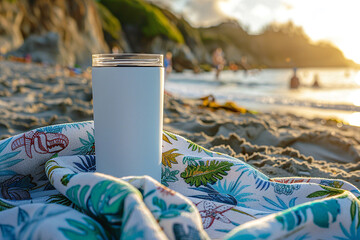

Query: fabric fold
[[0, 121, 359, 239]]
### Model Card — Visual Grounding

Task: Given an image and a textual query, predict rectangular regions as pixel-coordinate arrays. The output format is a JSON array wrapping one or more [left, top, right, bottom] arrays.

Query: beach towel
[[0, 121, 359, 239]]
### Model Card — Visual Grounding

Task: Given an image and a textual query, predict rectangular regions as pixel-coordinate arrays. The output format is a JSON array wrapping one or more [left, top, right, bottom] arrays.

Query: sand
[[1, 60, 359, 188]]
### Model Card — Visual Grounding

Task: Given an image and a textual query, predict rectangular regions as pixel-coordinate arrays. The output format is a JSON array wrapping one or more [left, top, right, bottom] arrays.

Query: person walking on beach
[[212, 48, 225, 80], [290, 67, 300, 89]]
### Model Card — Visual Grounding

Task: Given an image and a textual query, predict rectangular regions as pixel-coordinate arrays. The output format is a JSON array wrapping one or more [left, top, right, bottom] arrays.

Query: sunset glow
[[162, 0, 360, 64], [345, 112, 360, 127], [217, 0, 360, 64]]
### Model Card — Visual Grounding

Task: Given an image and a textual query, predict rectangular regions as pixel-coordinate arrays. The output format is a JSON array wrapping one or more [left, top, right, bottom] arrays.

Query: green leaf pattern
[[0, 122, 359, 239], [181, 160, 234, 187]]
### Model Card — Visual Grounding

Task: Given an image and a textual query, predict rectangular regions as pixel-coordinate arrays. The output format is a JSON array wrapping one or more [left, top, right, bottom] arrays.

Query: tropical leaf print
[[0, 199, 14, 211], [38, 122, 91, 133], [164, 131, 178, 141], [65, 180, 139, 238], [275, 197, 341, 231], [190, 175, 258, 208], [163, 134, 172, 144], [0, 138, 22, 176], [307, 185, 345, 198], [152, 196, 193, 220], [173, 223, 203, 240], [47, 194, 80, 211], [320, 180, 344, 189], [37, 125, 66, 133], [181, 160, 233, 187], [161, 167, 179, 187], [0, 174, 36, 200], [334, 222, 360, 240], [350, 198, 360, 228], [0, 224, 15, 239], [72, 130, 95, 155], [182, 156, 202, 166], [121, 225, 144, 239], [73, 155, 96, 172], [334, 198, 360, 240], [59, 217, 109, 239], [261, 196, 297, 212], [235, 163, 270, 191], [61, 174, 76, 186], [231, 208, 256, 219], [162, 149, 182, 167], [186, 140, 213, 157], [15, 205, 72, 239], [45, 160, 65, 184], [162, 131, 177, 145]]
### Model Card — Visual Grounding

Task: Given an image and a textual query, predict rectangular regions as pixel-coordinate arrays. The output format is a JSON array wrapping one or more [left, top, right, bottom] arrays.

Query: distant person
[[240, 56, 249, 75], [164, 51, 172, 79], [212, 48, 225, 80], [312, 73, 320, 88], [290, 68, 300, 89]]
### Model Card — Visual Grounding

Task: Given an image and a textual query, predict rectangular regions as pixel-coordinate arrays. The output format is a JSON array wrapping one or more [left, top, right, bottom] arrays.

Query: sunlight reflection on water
[[166, 68, 360, 127], [354, 71, 360, 85], [345, 112, 360, 127]]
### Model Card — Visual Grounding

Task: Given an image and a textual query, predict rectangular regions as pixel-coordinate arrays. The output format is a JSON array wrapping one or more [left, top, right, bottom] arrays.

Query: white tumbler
[[92, 54, 164, 181]]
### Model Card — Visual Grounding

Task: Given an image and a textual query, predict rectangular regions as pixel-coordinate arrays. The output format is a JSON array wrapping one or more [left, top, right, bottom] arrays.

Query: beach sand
[[1, 60, 359, 188]]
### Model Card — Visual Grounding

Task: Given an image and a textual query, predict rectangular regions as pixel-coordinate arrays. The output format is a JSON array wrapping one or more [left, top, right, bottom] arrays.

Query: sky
[[150, 0, 360, 64]]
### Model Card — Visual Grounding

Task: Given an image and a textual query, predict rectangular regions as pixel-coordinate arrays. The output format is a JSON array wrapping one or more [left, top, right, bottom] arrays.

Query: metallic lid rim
[[92, 53, 163, 67]]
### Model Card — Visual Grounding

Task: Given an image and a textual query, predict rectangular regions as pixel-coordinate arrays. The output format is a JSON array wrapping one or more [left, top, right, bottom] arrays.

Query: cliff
[[0, 0, 356, 69], [0, 0, 109, 67]]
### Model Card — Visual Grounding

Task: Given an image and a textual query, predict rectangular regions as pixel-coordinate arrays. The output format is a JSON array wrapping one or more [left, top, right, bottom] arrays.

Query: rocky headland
[[0, 0, 357, 70]]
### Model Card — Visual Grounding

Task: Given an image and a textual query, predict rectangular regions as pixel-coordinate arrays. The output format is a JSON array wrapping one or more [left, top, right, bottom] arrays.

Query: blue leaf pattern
[[0, 121, 358, 240]]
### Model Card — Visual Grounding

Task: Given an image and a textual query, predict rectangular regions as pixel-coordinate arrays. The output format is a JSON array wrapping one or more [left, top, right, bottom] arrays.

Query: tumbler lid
[[92, 53, 163, 67]]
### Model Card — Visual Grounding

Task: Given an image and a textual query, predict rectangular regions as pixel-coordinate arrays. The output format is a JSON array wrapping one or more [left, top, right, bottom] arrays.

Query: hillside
[[0, 0, 356, 69], [199, 21, 356, 68]]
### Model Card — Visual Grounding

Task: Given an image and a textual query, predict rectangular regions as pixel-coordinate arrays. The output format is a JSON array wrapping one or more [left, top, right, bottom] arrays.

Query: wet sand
[[1, 60, 359, 187]]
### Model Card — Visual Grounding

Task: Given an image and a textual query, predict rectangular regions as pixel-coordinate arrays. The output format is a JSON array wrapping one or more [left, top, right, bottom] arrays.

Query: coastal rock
[[100, 0, 184, 51], [0, 0, 356, 69], [160, 7, 211, 64], [7, 32, 64, 65], [1, 0, 109, 67], [171, 44, 198, 71], [0, 1, 24, 53], [200, 21, 253, 65], [149, 36, 198, 71], [95, 2, 131, 52]]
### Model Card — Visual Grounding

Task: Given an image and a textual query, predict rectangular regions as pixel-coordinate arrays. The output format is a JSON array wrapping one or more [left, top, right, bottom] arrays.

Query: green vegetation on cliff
[[100, 0, 184, 44], [96, 2, 122, 41], [94, 1, 355, 68]]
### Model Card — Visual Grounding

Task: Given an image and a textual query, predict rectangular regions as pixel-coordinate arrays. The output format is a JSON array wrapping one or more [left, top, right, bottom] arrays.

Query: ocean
[[165, 68, 360, 127]]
